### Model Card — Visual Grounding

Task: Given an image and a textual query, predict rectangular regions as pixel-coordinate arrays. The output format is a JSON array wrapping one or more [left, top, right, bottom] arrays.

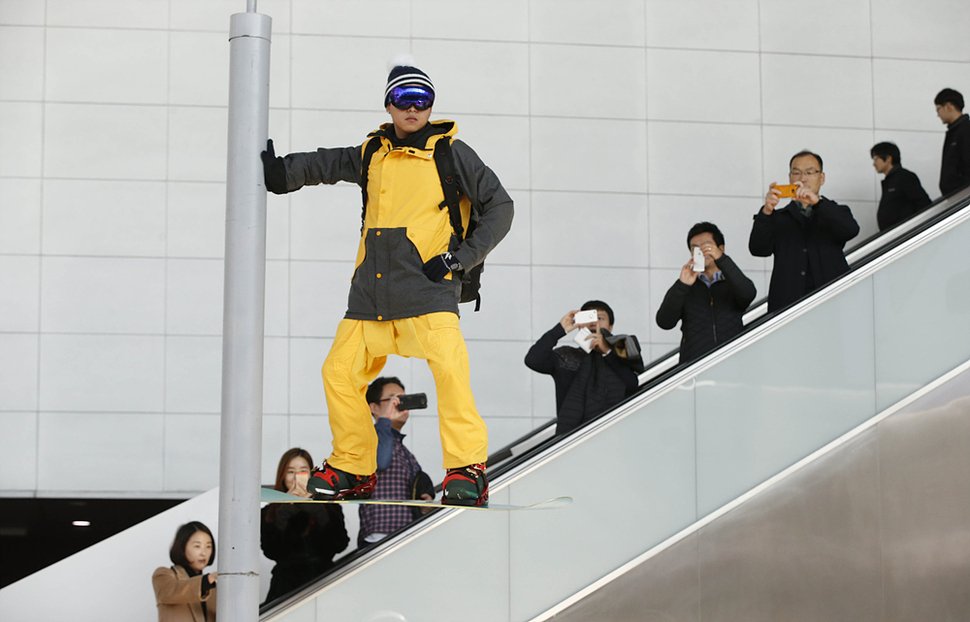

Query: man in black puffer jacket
[[656, 222, 757, 365]]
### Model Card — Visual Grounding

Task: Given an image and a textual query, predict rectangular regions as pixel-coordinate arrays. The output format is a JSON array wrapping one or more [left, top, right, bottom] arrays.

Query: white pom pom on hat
[[387, 53, 416, 75]]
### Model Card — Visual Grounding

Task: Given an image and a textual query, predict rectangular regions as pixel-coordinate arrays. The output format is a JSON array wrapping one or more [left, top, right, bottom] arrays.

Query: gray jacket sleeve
[[282, 145, 364, 192], [448, 139, 514, 270]]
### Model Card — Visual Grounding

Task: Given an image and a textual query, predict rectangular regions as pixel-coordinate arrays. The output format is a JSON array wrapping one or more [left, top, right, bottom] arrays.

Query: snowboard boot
[[442, 463, 488, 507], [307, 461, 377, 500]]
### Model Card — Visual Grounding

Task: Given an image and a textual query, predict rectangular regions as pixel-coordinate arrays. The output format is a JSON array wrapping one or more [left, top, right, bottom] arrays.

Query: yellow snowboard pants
[[322, 312, 488, 475]]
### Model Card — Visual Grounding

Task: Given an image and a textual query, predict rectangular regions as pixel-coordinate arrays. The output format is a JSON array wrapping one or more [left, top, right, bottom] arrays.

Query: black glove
[[261, 139, 288, 194], [422, 252, 462, 282]]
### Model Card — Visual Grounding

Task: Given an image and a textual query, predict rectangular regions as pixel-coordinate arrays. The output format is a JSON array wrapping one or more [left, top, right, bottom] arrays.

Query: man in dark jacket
[[935, 88, 970, 195], [749, 150, 860, 312], [525, 301, 643, 436], [656, 222, 757, 364], [871, 142, 931, 231]]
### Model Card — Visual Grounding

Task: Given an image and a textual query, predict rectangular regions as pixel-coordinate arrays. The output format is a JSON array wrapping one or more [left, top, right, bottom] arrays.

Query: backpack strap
[[359, 136, 384, 232], [432, 138, 465, 241]]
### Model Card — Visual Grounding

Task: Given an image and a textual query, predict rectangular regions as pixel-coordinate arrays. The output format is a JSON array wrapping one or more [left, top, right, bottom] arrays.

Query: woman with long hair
[[261, 447, 349, 604]]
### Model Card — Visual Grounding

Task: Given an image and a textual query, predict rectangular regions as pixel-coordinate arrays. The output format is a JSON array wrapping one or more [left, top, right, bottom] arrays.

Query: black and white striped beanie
[[384, 53, 435, 106]]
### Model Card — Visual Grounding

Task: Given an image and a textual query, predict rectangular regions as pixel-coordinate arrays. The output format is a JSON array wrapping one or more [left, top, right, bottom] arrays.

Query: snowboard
[[260, 487, 571, 512]]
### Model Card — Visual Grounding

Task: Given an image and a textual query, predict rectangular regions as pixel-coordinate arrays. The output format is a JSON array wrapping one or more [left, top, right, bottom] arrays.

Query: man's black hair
[[790, 150, 823, 172], [870, 142, 901, 167], [169, 521, 215, 569], [686, 222, 725, 249], [366, 376, 405, 405], [934, 88, 964, 111], [581, 300, 614, 326]]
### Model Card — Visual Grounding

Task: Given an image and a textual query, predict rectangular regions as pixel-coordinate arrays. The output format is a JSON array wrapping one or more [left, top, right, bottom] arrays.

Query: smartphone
[[692, 247, 705, 272], [573, 309, 598, 325], [573, 327, 594, 353], [774, 184, 798, 198], [396, 393, 428, 411]]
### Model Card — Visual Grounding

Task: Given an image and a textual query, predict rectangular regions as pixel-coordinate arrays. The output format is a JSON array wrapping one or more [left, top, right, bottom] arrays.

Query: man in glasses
[[358, 377, 433, 547], [261, 56, 513, 508], [749, 150, 859, 312], [656, 222, 756, 365]]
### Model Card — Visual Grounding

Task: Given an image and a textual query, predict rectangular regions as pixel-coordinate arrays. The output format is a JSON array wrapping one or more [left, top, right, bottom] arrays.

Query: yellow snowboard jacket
[[279, 119, 513, 321]]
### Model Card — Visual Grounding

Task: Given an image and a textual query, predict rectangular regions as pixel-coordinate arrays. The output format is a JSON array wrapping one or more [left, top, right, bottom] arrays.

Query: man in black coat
[[525, 301, 642, 435], [935, 88, 970, 196], [749, 150, 860, 312], [656, 222, 757, 365], [871, 142, 931, 231]]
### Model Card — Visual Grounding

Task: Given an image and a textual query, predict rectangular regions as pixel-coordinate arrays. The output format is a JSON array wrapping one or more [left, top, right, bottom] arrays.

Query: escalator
[[260, 186, 970, 622]]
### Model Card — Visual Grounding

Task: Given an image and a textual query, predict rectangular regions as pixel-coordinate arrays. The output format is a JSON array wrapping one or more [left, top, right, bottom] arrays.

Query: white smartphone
[[573, 309, 598, 325], [573, 327, 594, 353], [692, 247, 705, 272]]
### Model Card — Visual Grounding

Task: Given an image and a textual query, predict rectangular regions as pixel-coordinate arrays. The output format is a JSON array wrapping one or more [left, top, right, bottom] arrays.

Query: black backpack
[[359, 136, 485, 311]]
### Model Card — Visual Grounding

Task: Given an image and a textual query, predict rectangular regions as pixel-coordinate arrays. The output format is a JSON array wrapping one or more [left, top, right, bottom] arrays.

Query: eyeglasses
[[387, 85, 434, 111], [789, 169, 821, 178]]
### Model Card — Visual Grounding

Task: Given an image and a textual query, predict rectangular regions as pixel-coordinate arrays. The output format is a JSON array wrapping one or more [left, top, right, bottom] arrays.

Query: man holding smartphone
[[656, 222, 756, 364], [358, 377, 434, 547], [525, 301, 642, 435], [749, 150, 859, 312]]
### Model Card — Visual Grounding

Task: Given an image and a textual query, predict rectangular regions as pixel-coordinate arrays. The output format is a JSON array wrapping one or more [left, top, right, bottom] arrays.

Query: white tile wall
[[0, 102, 43, 177], [0, 412, 37, 490], [531, 44, 646, 120], [2, 0, 967, 496], [167, 182, 227, 258], [0, 25, 44, 100], [761, 54, 874, 129], [43, 180, 167, 256], [873, 58, 969, 132], [760, 0, 873, 57], [163, 413, 221, 491], [45, 28, 168, 104], [531, 190, 650, 267], [37, 412, 165, 492], [412, 0, 530, 42], [44, 103, 168, 180], [530, 117, 648, 193], [45, 0, 168, 29], [168, 106, 229, 182], [0, 333, 38, 411], [263, 337, 290, 415], [0, 1, 45, 25], [530, 0, 646, 46], [290, 0, 408, 37], [647, 49, 761, 124], [170, 30, 231, 108], [165, 336, 222, 413], [418, 40, 530, 117], [871, 0, 970, 62], [166, 259, 224, 336], [648, 121, 763, 196], [40, 256, 165, 334], [0, 178, 41, 254], [38, 334, 165, 412], [645, 0, 760, 52], [0, 255, 39, 331]]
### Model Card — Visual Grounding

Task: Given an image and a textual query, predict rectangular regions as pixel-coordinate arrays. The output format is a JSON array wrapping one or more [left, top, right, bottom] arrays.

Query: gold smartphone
[[775, 184, 798, 198]]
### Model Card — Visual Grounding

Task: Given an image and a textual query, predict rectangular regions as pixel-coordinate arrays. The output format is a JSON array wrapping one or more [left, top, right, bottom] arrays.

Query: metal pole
[[218, 8, 271, 622]]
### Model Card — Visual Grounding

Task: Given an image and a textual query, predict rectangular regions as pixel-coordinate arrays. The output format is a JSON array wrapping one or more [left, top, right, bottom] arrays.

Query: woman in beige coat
[[152, 521, 217, 622]]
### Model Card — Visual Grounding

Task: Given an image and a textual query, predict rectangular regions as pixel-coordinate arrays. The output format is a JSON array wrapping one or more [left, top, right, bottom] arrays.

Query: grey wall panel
[[548, 370, 970, 622]]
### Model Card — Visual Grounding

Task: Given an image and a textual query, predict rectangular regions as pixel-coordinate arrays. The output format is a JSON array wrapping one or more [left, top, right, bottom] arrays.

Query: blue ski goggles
[[386, 85, 435, 111]]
